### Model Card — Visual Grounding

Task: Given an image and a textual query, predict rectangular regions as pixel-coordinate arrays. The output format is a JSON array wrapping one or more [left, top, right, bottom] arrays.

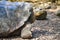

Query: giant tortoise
[[0, 0, 35, 38]]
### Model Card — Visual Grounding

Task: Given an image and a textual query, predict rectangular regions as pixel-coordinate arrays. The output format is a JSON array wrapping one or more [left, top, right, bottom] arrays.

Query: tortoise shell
[[0, 1, 33, 36]]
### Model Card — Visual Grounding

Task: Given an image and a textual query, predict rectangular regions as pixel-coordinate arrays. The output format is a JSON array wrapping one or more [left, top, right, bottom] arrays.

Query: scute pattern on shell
[[0, 1, 32, 35]]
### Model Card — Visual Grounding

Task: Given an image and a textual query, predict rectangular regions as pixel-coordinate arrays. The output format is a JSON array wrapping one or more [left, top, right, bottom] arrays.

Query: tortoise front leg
[[21, 23, 32, 39]]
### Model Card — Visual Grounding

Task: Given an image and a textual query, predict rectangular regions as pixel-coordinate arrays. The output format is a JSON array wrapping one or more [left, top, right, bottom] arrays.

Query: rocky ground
[[0, 6, 60, 40]]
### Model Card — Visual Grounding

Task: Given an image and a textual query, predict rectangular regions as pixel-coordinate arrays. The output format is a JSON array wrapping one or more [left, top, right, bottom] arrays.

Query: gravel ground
[[30, 8, 60, 40], [0, 7, 60, 40]]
